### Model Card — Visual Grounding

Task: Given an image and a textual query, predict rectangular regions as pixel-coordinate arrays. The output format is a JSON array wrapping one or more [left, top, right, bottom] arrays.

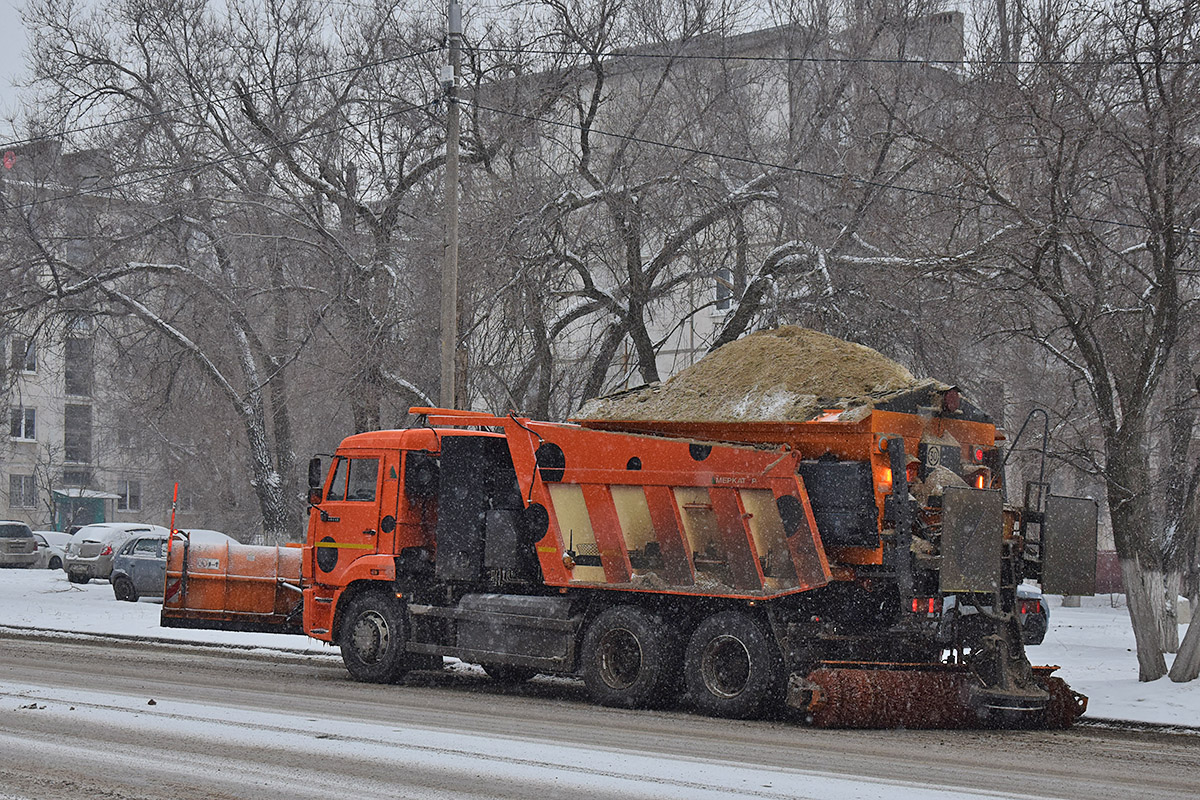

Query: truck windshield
[[326, 457, 379, 502]]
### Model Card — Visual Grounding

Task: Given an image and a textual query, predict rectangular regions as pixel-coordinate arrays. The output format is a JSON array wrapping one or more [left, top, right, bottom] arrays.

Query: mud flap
[[1042, 495, 1099, 596], [939, 487, 1003, 594]]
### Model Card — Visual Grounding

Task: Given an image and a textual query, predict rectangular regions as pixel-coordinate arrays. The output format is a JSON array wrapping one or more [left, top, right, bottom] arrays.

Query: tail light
[[1020, 599, 1042, 615], [972, 446, 986, 463], [975, 473, 987, 489], [911, 597, 942, 615], [878, 466, 893, 494], [100, 544, 113, 556]]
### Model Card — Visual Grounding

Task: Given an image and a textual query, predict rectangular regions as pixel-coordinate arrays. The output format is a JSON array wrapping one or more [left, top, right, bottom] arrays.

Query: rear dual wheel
[[684, 611, 782, 719], [581, 605, 679, 708]]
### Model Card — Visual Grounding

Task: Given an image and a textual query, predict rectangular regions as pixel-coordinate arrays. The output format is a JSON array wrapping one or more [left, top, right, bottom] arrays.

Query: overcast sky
[[1, 0, 28, 143]]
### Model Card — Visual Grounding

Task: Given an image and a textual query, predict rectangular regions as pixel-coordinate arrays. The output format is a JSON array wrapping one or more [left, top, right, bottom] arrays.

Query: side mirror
[[308, 457, 323, 489], [307, 457, 324, 506]]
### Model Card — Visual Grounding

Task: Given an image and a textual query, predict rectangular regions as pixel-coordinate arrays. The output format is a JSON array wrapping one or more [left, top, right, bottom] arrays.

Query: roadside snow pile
[[576, 326, 936, 422]]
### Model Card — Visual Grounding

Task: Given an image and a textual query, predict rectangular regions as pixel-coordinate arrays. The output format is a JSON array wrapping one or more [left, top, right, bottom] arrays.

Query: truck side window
[[326, 458, 348, 501], [327, 457, 379, 502], [346, 459, 379, 501]]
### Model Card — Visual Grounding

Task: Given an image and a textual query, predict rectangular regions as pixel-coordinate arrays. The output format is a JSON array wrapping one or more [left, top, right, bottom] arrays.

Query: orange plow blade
[[161, 539, 303, 634]]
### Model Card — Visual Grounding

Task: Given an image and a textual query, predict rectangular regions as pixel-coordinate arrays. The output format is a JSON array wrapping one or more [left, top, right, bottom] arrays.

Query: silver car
[[64, 523, 169, 584], [110, 533, 170, 601], [0, 521, 39, 568], [32, 530, 71, 570]]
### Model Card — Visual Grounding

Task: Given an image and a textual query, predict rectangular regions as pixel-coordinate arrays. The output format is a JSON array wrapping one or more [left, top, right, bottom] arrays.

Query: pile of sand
[[575, 326, 935, 423]]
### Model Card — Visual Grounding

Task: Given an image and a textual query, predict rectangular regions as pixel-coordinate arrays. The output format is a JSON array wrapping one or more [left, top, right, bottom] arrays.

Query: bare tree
[[920, 0, 1200, 680]]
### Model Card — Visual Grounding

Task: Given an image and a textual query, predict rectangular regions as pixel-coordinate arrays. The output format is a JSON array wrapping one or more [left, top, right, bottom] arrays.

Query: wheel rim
[[349, 610, 390, 665], [597, 627, 643, 690], [701, 634, 751, 698]]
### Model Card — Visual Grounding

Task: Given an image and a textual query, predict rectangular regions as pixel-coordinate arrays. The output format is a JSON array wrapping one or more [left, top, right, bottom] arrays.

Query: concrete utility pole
[[439, 0, 462, 408]]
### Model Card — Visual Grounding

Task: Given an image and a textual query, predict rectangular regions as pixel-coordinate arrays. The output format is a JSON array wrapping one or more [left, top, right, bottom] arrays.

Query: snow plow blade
[[161, 539, 304, 634], [792, 662, 1086, 729]]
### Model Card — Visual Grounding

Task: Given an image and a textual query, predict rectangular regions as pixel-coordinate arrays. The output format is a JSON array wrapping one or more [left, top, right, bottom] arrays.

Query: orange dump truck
[[163, 387, 1096, 728]]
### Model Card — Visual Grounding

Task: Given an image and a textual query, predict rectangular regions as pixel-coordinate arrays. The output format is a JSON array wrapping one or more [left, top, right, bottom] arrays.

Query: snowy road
[[2, 635, 1198, 799]]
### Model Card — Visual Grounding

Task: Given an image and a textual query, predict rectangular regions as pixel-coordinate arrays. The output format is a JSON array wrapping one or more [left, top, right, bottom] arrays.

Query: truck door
[[312, 454, 383, 582]]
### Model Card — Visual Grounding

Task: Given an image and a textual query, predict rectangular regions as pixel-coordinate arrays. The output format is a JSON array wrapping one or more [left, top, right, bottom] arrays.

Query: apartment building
[[1, 141, 184, 531], [2, 325, 168, 531]]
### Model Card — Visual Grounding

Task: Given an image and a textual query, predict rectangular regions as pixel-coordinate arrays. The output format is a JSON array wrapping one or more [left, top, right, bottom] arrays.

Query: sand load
[[575, 326, 942, 423]]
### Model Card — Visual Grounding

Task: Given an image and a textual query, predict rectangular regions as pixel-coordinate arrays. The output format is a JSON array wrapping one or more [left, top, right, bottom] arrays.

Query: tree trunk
[[1108, 427, 1168, 681], [1119, 556, 1168, 681], [1169, 616, 1200, 682], [1161, 570, 1181, 653]]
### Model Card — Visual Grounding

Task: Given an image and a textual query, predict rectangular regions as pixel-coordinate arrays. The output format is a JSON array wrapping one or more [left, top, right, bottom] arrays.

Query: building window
[[61, 469, 92, 487], [64, 337, 94, 397], [715, 267, 734, 312], [64, 404, 93, 463], [9, 407, 35, 440], [117, 479, 142, 512], [8, 474, 37, 508], [9, 336, 36, 373]]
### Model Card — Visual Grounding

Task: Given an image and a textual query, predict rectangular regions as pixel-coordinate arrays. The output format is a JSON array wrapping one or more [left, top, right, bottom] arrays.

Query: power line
[[2, 35, 1183, 165], [466, 98, 1163, 236], [0, 45, 441, 154], [1, 99, 435, 215], [472, 44, 1200, 69]]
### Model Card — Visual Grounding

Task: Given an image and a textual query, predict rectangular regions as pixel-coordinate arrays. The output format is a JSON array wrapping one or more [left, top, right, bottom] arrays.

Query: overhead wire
[[0, 45, 441, 154], [4, 33, 1186, 156], [1, 98, 435, 214], [0, 36, 1183, 237], [464, 98, 1163, 235], [472, 43, 1200, 68]]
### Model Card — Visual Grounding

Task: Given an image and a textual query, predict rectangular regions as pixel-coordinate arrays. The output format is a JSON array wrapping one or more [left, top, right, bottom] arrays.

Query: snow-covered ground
[[2, 569, 1198, 727]]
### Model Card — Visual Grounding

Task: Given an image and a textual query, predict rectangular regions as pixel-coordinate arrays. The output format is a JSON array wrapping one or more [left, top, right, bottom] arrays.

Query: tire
[[581, 605, 678, 708], [67, 573, 90, 584], [338, 591, 410, 683], [482, 663, 538, 684], [112, 576, 138, 602], [48, 557, 62, 570], [684, 611, 782, 719]]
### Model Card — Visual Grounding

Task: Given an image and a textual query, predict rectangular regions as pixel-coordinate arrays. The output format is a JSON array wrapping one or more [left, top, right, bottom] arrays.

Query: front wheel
[[338, 591, 410, 683], [684, 611, 782, 719], [48, 556, 62, 570], [112, 576, 138, 602]]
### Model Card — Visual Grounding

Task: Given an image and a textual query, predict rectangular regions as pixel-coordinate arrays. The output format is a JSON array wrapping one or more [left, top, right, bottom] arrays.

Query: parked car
[[63, 523, 170, 584], [32, 530, 71, 570], [1017, 584, 1050, 645], [0, 521, 39, 568], [111, 529, 235, 601]]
